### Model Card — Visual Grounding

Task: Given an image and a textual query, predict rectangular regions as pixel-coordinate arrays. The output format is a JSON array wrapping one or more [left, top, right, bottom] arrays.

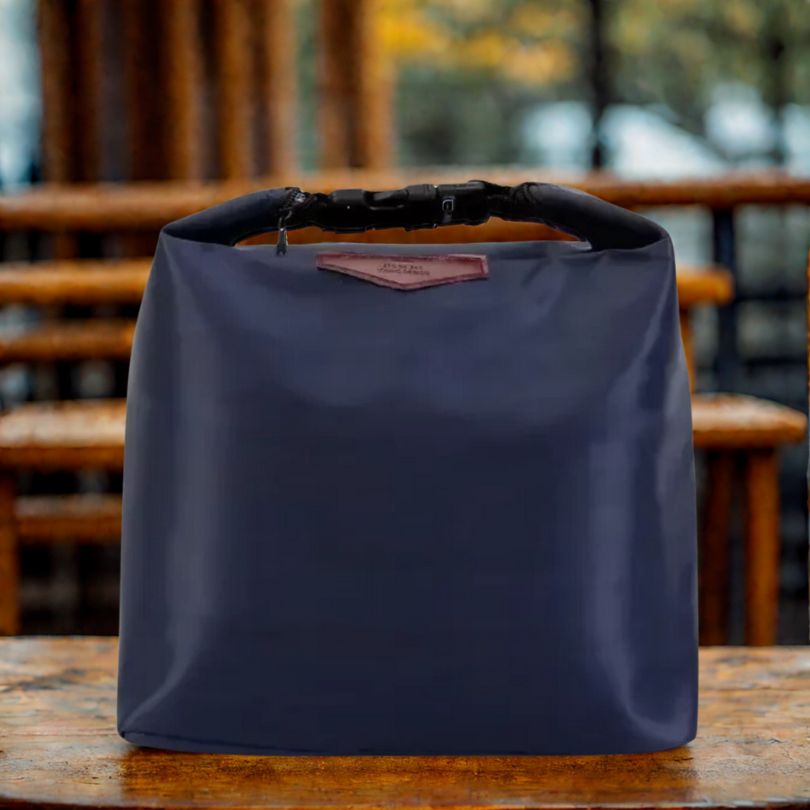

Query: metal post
[[711, 208, 740, 391], [586, 0, 609, 169]]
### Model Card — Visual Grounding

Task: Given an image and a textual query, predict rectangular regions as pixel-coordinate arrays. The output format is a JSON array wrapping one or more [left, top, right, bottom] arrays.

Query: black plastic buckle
[[329, 185, 438, 212], [321, 180, 489, 233], [329, 188, 370, 208]]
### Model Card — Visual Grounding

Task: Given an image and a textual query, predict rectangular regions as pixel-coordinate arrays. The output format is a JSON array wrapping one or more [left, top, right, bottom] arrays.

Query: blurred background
[[0, 0, 807, 643]]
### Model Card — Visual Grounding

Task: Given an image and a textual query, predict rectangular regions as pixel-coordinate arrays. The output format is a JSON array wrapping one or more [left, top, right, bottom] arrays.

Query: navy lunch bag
[[118, 181, 697, 755]]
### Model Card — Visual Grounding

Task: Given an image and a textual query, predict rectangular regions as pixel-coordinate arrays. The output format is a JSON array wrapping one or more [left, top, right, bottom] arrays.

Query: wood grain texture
[[257, 0, 297, 174], [675, 266, 734, 307], [691, 394, 805, 647], [37, 0, 74, 184], [213, 0, 254, 180], [691, 394, 807, 448], [317, 0, 354, 169], [351, 0, 394, 170], [122, 0, 167, 181], [74, 0, 105, 183], [16, 494, 122, 543], [0, 320, 136, 364], [679, 310, 695, 390], [317, 0, 393, 169], [2, 173, 809, 233], [0, 261, 149, 305], [36, 0, 79, 258], [677, 266, 733, 388], [0, 399, 125, 470], [744, 450, 781, 646], [699, 453, 735, 645], [0, 639, 810, 808], [0, 475, 18, 635], [162, 0, 204, 181]]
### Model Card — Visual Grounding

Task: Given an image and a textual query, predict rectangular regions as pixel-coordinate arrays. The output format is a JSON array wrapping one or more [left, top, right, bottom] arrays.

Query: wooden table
[[1, 639, 809, 809]]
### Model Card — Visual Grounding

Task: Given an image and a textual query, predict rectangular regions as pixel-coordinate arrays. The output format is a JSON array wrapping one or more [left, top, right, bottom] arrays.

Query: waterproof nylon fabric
[[118, 183, 698, 755]]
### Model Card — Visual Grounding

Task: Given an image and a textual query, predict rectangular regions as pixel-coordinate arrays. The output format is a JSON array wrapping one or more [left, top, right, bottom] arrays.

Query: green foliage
[[297, 0, 809, 168], [612, 0, 810, 132]]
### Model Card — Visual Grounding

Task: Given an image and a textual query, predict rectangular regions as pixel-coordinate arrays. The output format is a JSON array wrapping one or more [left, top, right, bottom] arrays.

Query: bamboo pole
[[213, 0, 254, 179], [73, 0, 105, 182], [317, 0, 393, 169], [162, 0, 204, 180], [257, 0, 297, 174]]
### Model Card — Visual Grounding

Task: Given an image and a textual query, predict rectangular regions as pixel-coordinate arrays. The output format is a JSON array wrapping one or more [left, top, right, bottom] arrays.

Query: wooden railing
[[36, 0, 389, 183], [1, 172, 809, 232], [1, 170, 809, 389]]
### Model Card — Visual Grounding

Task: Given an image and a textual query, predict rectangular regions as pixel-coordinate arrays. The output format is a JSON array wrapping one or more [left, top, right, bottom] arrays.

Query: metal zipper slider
[[275, 189, 307, 256], [276, 212, 290, 256]]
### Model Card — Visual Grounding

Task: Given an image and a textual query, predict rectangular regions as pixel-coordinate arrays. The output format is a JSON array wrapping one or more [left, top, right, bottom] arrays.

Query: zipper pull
[[276, 189, 307, 256], [276, 212, 290, 256]]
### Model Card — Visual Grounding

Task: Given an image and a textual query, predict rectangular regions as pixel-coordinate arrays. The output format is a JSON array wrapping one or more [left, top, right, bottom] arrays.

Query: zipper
[[276, 189, 308, 256]]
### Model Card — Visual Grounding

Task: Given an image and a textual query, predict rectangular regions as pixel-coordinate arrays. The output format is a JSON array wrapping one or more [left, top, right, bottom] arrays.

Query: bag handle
[[163, 181, 667, 253]]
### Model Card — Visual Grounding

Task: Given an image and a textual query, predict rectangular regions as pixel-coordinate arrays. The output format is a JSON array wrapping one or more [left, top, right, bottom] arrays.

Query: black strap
[[164, 181, 667, 252]]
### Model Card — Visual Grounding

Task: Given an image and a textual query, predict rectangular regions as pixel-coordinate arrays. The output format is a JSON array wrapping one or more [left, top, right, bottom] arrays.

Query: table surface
[[1, 639, 809, 810]]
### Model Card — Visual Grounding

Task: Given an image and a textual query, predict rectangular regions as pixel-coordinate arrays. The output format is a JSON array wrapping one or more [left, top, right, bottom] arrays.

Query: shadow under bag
[[118, 181, 698, 755]]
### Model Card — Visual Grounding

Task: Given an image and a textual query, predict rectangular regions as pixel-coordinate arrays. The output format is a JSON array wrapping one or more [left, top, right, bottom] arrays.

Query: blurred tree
[[612, 0, 809, 165], [379, 0, 582, 87], [365, 0, 809, 168], [375, 0, 587, 166], [294, 0, 808, 169]]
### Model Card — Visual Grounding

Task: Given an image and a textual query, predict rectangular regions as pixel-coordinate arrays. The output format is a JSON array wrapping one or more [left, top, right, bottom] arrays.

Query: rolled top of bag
[[164, 180, 668, 253]]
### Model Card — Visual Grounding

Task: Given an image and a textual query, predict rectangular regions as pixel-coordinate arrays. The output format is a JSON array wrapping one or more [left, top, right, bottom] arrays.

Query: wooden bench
[[693, 395, 806, 646], [0, 400, 126, 634], [0, 393, 805, 640], [0, 261, 803, 642], [16, 494, 123, 543], [0, 260, 148, 304], [0, 320, 135, 364], [677, 267, 806, 645], [675, 265, 734, 388], [0, 259, 729, 371], [2, 637, 810, 809], [0, 399, 125, 469]]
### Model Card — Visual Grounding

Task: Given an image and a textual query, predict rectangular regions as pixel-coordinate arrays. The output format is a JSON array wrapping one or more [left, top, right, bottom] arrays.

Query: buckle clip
[[441, 196, 455, 225], [321, 180, 488, 232]]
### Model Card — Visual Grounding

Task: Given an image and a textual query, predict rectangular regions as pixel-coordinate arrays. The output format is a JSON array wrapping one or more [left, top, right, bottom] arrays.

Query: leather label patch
[[316, 252, 489, 290]]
